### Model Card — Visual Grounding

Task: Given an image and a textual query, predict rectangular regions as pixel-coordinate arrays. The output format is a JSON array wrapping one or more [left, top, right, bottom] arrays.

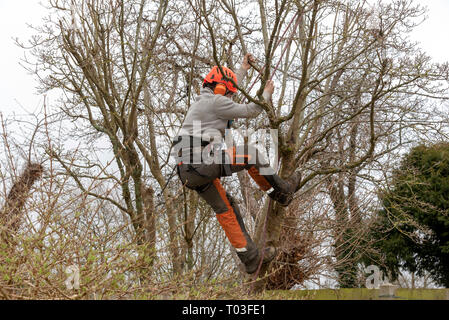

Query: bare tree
[[18, 0, 183, 273]]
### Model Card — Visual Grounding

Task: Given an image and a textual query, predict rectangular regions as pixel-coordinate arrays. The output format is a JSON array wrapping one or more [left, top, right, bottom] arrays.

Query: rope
[[247, 13, 303, 287], [245, 12, 302, 100], [223, 12, 300, 282], [156, 164, 177, 198], [250, 155, 284, 287], [250, 196, 273, 286]]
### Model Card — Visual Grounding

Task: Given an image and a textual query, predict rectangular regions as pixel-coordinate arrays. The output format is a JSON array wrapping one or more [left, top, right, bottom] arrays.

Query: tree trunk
[[1, 162, 43, 240]]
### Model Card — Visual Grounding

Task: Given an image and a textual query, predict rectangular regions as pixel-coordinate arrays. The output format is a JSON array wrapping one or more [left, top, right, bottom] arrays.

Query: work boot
[[267, 171, 301, 206], [237, 245, 277, 274]]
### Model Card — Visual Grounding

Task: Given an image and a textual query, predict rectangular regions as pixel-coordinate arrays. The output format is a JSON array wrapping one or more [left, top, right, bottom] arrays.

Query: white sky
[[0, 1, 48, 117], [0, 0, 448, 118]]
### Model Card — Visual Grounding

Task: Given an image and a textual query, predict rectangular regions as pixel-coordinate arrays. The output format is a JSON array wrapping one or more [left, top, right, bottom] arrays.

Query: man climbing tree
[[172, 53, 301, 274]]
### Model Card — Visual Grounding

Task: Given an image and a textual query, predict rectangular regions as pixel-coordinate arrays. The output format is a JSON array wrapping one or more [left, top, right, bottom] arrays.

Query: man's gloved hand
[[264, 80, 275, 96], [242, 53, 256, 71]]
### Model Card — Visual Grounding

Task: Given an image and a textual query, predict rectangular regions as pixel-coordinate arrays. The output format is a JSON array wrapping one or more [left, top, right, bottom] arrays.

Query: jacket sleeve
[[215, 92, 271, 119]]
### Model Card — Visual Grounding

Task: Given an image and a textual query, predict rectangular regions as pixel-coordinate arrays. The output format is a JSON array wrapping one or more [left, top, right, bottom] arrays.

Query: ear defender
[[214, 83, 227, 96]]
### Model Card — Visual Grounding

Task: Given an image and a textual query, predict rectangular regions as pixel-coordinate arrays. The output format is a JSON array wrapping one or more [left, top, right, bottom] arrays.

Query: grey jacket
[[177, 66, 271, 143]]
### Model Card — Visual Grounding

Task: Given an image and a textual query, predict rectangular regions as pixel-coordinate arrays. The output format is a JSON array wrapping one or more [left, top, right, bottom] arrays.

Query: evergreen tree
[[372, 143, 449, 287]]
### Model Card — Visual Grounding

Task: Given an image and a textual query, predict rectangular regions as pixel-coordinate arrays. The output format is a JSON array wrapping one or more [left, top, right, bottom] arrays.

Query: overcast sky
[[0, 0, 448, 118]]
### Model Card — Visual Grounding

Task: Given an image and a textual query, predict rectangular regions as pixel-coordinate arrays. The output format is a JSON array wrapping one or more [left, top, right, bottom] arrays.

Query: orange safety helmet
[[203, 66, 238, 94]]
